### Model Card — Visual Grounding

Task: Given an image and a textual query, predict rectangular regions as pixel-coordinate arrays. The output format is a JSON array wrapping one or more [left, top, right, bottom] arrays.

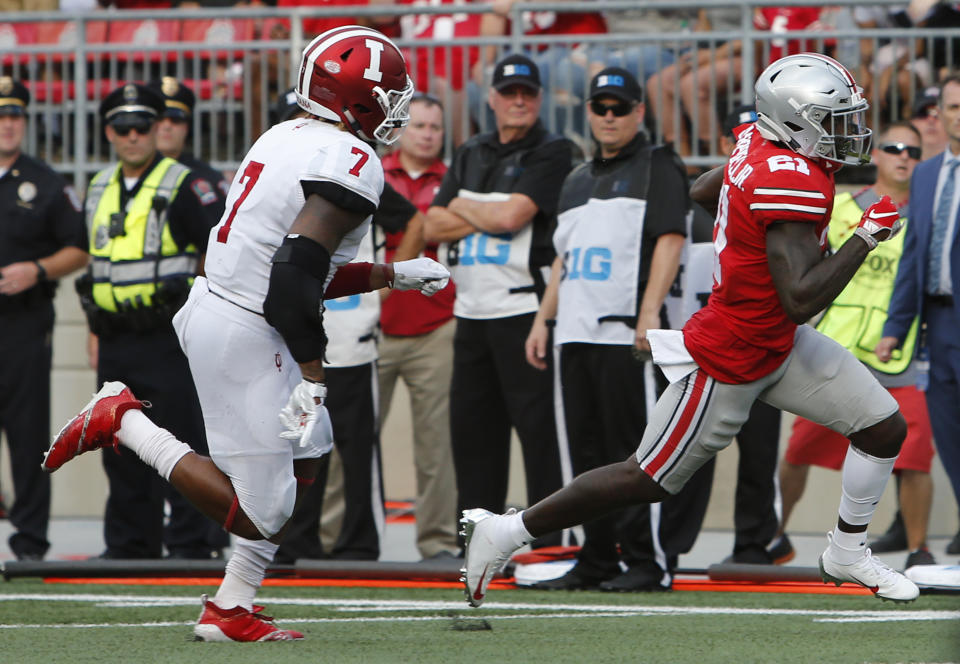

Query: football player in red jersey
[[459, 53, 922, 608], [42, 26, 450, 641]]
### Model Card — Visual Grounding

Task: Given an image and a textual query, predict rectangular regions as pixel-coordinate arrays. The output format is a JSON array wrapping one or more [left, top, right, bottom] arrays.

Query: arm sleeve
[[512, 139, 574, 218], [645, 147, 690, 239], [373, 182, 417, 233], [430, 153, 462, 208], [168, 172, 224, 252], [49, 179, 87, 250]]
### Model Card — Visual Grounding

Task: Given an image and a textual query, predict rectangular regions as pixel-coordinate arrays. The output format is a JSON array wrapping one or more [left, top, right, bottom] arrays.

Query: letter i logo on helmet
[[295, 25, 415, 146], [754, 52, 872, 167]]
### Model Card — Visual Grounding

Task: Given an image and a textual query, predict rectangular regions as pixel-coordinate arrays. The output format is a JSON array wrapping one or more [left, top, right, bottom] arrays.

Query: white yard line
[[0, 593, 957, 625]]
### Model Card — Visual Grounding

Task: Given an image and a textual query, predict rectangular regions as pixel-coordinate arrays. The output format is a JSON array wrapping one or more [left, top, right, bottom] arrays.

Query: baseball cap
[[100, 83, 166, 122], [723, 104, 758, 138], [491, 54, 540, 92], [912, 87, 940, 118], [147, 77, 196, 120], [0, 76, 29, 116], [588, 67, 642, 103], [275, 87, 301, 123]]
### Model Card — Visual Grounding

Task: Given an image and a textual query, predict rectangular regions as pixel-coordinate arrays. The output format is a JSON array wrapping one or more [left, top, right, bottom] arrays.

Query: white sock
[[117, 410, 193, 481], [214, 537, 279, 611], [831, 445, 896, 564], [505, 510, 534, 548]]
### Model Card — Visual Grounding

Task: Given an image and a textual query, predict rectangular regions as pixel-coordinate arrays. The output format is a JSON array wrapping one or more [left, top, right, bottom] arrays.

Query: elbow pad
[[263, 234, 331, 363]]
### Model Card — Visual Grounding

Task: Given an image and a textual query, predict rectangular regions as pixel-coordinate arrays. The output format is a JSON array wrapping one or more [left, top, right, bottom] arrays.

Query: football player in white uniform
[[42, 26, 449, 642]]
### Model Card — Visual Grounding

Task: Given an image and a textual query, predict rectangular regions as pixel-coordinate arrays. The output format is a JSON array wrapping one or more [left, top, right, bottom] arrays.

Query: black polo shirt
[[432, 120, 575, 276], [0, 152, 86, 300]]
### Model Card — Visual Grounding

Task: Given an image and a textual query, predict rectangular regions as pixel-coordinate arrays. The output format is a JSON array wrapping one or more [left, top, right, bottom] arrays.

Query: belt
[[925, 294, 954, 307]]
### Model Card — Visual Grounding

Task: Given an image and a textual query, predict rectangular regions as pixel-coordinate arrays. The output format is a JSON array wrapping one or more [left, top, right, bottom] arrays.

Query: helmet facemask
[[371, 75, 414, 145], [805, 103, 872, 166]]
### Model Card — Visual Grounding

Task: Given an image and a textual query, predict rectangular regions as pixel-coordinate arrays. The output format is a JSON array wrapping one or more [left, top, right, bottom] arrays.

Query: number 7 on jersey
[[217, 160, 264, 244]]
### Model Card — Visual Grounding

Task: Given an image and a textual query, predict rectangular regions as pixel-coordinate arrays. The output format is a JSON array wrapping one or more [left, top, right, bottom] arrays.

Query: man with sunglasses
[[911, 89, 948, 161], [147, 77, 229, 211], [425, 53, 575, 552], [78, 82, 224, 560], [776, 122, 938, 572], [0, 77, 87, 561], [524, 67, 710, 592], [881, 75, 960, 561]]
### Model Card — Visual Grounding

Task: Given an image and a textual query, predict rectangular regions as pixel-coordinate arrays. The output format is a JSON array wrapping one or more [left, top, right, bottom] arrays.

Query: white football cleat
[[460, 508, 520, 608], [819, 532, 919, 603]]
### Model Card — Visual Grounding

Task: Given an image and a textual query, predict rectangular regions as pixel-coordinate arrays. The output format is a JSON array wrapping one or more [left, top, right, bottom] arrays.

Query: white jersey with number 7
[[204, 118, 384, 314]]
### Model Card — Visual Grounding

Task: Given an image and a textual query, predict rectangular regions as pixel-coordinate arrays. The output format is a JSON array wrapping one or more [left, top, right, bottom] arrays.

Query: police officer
[[524, 68, 712, 591], [424, 54, 575, 549], [147, 77, 229, 206], [80, 82, 222, 559], [0, 77, 87, 560]]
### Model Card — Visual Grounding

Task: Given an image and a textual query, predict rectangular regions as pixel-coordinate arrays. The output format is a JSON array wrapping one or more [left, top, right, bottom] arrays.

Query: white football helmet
[[754, 53, 871, 166]]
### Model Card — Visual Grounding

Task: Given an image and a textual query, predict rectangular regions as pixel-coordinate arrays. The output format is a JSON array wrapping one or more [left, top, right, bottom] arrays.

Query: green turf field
[[1, 580, 958, 663]]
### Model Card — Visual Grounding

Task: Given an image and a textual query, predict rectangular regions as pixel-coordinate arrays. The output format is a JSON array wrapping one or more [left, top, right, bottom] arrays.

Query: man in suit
[[878, 74, 960, 557]]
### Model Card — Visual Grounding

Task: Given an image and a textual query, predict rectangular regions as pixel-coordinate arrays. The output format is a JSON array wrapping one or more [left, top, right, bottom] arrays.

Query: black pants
[[0, 305, 53, 558], [277, 362, 383, 562], [560, 343, 714, 578], [98, 326, 225, 558], [450, 314, 564, 548], [731, 400, 781, 555]]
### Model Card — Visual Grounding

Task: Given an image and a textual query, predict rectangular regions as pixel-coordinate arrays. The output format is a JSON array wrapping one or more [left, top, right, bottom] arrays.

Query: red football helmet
[[296, 25, 414, 145]]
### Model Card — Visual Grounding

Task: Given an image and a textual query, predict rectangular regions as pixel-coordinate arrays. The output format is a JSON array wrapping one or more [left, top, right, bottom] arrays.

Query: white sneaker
[[460, 508, 520, 608], [819, 532, 919, 603]]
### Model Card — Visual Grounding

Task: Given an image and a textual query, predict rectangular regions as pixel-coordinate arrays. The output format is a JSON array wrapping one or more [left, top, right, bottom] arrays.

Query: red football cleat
[[193, 594, 304, 642], [42, 381, 144, 473]]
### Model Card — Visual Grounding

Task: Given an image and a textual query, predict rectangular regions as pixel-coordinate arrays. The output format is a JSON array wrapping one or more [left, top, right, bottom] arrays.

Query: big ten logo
[[562, 246, 612, 281], [325, 295, 361, 311], [446, 232, 512, 267]]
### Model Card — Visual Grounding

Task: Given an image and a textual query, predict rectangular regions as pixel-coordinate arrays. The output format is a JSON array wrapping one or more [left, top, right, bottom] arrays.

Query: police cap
[[100, 83, 166, 123], [0, 77, 30, 116], [147, 77, 196, 120]]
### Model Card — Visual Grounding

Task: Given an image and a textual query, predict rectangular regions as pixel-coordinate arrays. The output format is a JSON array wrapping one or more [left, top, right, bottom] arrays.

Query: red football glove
[[854, 195, 902, 250]]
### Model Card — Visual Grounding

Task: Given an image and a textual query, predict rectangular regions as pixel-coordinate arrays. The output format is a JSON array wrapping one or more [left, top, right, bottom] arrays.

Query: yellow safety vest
[[815, 189, 919, 374], [85, 157, 197, 312]]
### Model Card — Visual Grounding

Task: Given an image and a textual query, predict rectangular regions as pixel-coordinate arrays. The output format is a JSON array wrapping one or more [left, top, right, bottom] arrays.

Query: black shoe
[[530, 567, 608, 591], [766, 534, 796, 565], [166, 549, 223, 560], [14, 552, 44, 562], [598, 565, 671, 592], [723, 544, 773, 565], [870, 514, 907, 553], [904, 547, 936, 569], [947, 530, 960, 555]]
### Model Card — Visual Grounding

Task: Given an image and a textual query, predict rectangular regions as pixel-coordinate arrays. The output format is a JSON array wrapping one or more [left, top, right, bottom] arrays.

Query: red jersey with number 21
[[682, 123, 834, 383]]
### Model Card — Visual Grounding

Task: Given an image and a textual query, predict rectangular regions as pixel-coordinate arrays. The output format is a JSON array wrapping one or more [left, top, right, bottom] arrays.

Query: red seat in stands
[[106, 19, 180, 62]]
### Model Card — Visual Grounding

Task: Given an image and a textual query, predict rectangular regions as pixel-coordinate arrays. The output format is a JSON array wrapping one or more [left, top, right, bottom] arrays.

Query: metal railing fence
[[0, 0, 952, 187]]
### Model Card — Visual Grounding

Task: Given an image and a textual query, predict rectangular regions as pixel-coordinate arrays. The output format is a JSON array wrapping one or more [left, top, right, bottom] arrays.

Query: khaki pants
[[378, 319, 458, 558]]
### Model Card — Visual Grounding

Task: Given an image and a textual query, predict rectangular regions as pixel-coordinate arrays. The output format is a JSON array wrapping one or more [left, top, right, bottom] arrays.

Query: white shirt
[[931, 147, 960, 295], [204, 119, 383, 313]]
